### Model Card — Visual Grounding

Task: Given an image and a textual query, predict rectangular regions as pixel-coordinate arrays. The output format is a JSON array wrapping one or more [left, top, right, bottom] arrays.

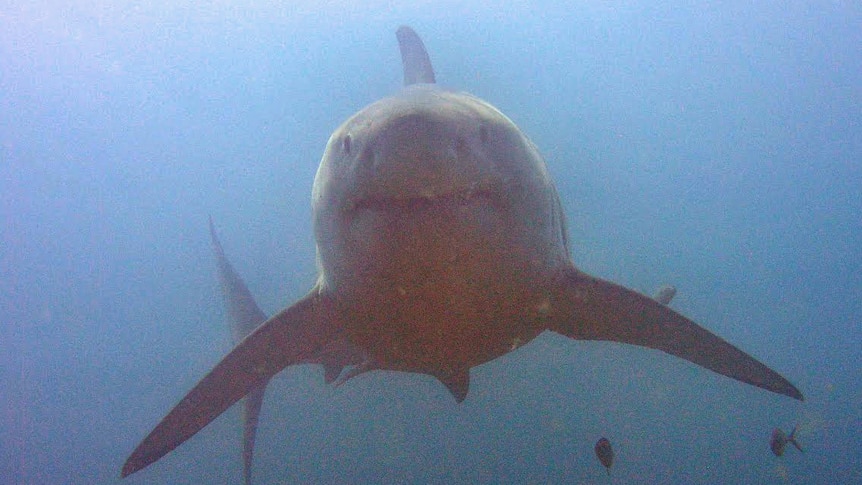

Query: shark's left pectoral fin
[[548, 267, 803, 401], [122, 289, 344, 478]]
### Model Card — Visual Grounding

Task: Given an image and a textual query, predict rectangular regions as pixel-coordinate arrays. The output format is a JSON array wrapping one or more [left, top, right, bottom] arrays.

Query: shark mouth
[[350, 184, 501, 213]]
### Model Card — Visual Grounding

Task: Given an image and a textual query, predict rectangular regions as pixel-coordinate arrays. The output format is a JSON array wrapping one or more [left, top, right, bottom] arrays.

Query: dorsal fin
[[396, 25, 436, 85]]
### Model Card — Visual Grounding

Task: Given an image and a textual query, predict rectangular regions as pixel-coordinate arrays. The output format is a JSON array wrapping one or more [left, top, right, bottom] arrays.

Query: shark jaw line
[[348, 183, 501, 213]]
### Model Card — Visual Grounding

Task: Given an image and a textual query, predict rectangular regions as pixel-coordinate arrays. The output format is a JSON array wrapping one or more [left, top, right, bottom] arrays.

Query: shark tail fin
[[241, 386, 266, 485], [209, 217, 270, 485], [209, 216, 268, 338], [547, 267, 803, 401]]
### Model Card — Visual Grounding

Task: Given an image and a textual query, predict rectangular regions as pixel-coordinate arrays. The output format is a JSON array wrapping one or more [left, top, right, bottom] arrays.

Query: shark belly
[[330, 196, 555, 373]]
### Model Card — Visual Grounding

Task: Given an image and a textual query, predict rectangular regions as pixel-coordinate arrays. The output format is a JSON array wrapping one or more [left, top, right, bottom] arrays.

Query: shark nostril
[[479, 124, 489, 144], [359, 146, 375, 170]]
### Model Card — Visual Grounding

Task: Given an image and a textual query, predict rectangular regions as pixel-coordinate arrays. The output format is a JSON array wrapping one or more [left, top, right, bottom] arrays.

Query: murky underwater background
[[2, 1, 860, 483]]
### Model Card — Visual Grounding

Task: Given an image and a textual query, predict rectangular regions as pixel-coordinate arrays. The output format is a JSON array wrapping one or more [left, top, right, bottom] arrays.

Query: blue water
[[2, 2, 860, 484]]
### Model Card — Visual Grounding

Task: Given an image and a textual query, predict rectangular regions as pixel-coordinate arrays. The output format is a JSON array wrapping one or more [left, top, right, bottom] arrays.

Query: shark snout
[[371, 112, 458, 169], [355, 110, 491, 201]]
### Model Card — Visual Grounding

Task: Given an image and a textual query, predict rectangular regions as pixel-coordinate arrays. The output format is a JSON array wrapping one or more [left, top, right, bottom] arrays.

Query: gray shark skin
[[122, 25, 802, 480]]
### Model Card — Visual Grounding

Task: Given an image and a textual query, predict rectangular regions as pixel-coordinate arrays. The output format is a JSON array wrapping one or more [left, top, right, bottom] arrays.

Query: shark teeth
[[350, 182, 498, 212]]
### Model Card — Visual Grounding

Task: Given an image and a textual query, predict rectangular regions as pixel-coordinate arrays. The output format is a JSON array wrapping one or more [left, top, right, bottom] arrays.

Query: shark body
[[122, 26, 802, 480]]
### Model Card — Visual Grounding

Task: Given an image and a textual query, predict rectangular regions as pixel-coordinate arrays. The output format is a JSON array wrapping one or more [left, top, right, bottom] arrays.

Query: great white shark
[[122, 26, 802, 480]]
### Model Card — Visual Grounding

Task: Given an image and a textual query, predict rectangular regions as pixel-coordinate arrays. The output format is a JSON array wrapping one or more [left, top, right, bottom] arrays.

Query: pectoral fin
[[122, 290, 344, 478], [548, 267, 803, 401]]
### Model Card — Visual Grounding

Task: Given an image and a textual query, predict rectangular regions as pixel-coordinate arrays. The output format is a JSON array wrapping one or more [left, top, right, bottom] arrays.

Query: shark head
[[308, 84, 573, 377], [312, 86, 569, 299]]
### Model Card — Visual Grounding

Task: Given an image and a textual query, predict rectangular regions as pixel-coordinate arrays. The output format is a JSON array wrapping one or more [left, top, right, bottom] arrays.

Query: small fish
[[595, 437, 614, 475], [770, 425, 803, 456], [653, 284, 677, 305]]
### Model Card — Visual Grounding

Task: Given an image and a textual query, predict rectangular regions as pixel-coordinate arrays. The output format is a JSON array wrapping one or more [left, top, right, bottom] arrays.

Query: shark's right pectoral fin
[[548, 267, 803, 401], [122, 289, 344, 478]]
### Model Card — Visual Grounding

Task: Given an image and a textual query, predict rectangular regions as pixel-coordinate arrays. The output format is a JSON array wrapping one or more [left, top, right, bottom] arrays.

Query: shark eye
[[342, 134, 352, 154]]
